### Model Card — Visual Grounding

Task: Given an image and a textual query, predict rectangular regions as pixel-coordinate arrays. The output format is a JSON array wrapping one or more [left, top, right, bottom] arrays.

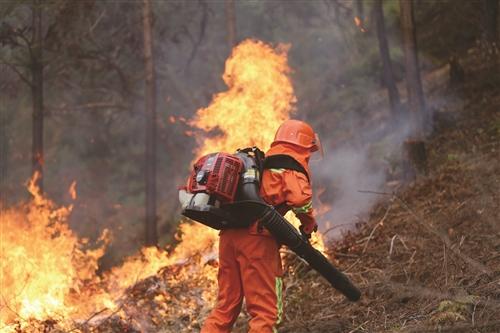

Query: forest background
[[0, 0, 496, 268]]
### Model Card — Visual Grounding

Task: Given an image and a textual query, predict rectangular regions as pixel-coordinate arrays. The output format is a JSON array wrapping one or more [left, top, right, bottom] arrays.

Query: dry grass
[[276, 60, 500, 333]]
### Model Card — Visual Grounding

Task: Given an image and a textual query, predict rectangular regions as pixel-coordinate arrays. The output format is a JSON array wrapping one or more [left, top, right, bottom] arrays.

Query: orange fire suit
[[201, 143, 316, 333]]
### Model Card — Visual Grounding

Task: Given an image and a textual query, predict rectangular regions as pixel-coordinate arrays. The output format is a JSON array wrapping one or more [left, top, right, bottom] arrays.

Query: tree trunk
[[399, 0, 427, 179], [32, 0, 44, 191], [481, 0, 499, 43], [400, 0, 426, 136], [374, 0, 401, 115], [355, 0, 364, 21], [143, 0, 158, 246], [225, 0, 237, 49], [402, 140, 428, 181], [479, 0, 499, 68]]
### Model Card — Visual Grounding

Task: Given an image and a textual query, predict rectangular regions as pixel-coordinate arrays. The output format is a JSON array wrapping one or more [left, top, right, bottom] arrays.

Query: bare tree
[[32, 0, 44, 190], [225, 0, 237, 49], [1, 1, 101, 193], [399, 0, 427, 178], [143, 0, 158, 246], [374, 0, 401, 115]]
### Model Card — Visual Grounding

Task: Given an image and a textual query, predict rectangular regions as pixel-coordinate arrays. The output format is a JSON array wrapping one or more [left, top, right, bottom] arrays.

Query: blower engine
[[179, 148, 361, 302], [179, 152, 248, 229]]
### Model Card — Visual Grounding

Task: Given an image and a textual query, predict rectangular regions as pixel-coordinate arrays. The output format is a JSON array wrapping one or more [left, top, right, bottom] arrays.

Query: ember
[[354, 16, 367, 33]]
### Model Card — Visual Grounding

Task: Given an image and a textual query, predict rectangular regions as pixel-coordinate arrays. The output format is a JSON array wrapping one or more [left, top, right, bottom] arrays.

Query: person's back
[[201, 120, 321, 333], [260, 141, 317, 235]]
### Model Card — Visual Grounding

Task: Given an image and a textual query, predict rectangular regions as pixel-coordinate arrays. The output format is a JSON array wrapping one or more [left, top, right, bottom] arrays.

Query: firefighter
[[201, 119, 321, 333]]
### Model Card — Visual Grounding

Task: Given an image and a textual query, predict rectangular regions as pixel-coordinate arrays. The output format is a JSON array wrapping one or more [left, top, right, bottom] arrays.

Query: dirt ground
[[272, 58, 500, 333]]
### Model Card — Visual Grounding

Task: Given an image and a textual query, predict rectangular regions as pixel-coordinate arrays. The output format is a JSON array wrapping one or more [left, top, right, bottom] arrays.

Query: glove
[[299, 223, 318, 241]]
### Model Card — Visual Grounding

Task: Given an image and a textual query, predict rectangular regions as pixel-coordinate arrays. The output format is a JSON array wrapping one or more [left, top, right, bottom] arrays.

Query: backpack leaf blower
[[179, 147, 361, 302]]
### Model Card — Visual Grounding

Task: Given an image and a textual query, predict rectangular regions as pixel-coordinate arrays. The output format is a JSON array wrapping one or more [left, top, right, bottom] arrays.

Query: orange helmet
[[271, 119, 321, 152]]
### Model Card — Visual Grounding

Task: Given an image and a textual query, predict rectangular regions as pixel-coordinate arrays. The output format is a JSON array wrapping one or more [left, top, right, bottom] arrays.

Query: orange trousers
[[201, 227, 284, 333]]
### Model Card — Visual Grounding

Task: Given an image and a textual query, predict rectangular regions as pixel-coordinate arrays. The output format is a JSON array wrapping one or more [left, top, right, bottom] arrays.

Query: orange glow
[[354, 16, 367, 33], [69, 181, 77, 200]]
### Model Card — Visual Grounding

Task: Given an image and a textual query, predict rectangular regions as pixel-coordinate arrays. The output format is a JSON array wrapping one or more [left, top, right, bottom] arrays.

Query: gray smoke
[[311, 114, 413, 238]]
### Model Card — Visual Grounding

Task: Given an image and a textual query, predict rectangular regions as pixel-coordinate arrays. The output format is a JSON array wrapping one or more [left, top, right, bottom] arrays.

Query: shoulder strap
[[263, 154, 310, 182], [236, 146, 265, 177]]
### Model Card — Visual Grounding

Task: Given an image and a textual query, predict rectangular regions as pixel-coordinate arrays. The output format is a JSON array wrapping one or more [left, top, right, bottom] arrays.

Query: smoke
[[312, 112, 413, 238], [313, 146, 385, 236], [309, 59, 458, 239], [0, 0, 457, 254]]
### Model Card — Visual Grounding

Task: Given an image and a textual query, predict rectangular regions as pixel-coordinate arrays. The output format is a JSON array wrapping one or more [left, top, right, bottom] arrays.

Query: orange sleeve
[[282, 170, 317, 234]]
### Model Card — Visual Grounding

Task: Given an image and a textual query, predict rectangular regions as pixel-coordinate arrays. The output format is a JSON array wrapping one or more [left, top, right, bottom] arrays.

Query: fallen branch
[[388, 234, 410, 259], [347, 320, 370, 333]]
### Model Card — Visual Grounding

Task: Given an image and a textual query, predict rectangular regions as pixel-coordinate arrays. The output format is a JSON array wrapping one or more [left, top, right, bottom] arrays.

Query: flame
[[0, 174, 216, 332], [106, 223, 218, 293], [0, 172, 112, 330], [191, 39, 296, 156], [68, 181, 77, 200], [0, 39, 327, 332]]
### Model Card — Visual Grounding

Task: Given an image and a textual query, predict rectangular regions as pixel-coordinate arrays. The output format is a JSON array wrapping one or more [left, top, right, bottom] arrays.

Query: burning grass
[[0, 176, 325, 333], [0, 175, 219, 332]]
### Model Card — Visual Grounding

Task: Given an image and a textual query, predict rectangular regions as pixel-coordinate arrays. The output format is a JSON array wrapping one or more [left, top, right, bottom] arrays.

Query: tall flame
[[191, 39, 296, 155]]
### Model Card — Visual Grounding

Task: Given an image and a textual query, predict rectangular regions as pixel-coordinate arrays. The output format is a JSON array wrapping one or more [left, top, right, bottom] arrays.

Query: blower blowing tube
[[234, 154, 361, 301], [258, 205, 361, 301]]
